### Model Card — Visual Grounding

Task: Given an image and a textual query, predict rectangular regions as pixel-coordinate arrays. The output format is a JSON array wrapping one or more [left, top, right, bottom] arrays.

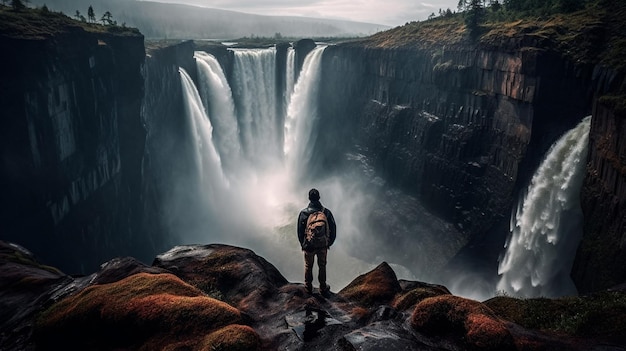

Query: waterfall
[[284, 46, 326, 177], [194, 51, 241, 174], [497, 116, 591, 298], [230, 48, 281, 168], [285, 47, 296, 107], [178, 67, 226, 191], [170, 45, 429, 291]]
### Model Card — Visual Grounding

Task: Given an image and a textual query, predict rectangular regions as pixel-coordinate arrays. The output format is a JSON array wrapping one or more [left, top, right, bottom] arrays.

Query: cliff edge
[[0, 6, 149, 273], [1, 240, 625, 350]]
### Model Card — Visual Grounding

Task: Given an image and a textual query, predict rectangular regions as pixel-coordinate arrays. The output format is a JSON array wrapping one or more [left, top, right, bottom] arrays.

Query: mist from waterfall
[[168, 47, 593, 298], [497, 116, 591, 298], [169, 45, 401, 290]]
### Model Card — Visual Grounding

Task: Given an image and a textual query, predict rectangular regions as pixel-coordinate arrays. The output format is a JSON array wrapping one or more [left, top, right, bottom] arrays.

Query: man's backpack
[[303, 208, 329, 251]]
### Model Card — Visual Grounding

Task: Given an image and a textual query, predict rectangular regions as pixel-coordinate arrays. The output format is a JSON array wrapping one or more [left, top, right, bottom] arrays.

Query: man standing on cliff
[[297, 188, 336, 297]]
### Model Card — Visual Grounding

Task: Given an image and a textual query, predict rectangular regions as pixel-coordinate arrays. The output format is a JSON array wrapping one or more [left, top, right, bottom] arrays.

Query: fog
[[29, 0, 389, 38]]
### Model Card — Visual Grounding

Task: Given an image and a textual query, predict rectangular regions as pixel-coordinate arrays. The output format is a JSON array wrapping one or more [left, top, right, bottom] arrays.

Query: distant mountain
[[28, 0, 390, 38]]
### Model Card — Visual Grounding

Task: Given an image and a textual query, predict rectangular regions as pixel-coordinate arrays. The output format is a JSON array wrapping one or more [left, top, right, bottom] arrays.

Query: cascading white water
[[284, 47, 296, 108], [284, 46, 326, 176], [497, 116, 591, 298], [178, 67, 226, 193], [230, 48, 281, 168], [194, 51, 241, 174]]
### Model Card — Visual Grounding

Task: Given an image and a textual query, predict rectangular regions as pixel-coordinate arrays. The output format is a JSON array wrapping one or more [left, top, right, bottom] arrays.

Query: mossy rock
[[338, 262, 402, 307], [34, 272, 255, 350], [484, 291, 626, 341], [393, 286, 451, 311], [411, 295, 515, 351]]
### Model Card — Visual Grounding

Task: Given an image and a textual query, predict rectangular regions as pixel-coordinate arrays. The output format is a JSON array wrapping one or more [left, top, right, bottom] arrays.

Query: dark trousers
[[304, 249, 328, 290]]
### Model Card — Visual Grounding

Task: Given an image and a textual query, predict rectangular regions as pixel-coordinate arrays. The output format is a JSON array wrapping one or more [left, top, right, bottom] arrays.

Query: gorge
[[2, 4, 626, 350], [1, 3, 625, 307]]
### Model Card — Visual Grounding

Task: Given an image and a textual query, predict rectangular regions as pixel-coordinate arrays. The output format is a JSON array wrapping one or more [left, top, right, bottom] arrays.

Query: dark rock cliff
[[574, 99, 626, 292], [140, 40, 196, 250], [318, 42, 596, 277], [0, 25, 147, 274], [2, 9, 624, 294], [317, 30, 626, 290]]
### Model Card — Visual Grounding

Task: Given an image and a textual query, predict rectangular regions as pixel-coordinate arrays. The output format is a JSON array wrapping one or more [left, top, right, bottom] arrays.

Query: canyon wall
[[574, 99, 626, 292], [1, 23, 624, 291], [319, 43, 590, 240], [0, 28, 148, 274], [318, 41, 625, 291]]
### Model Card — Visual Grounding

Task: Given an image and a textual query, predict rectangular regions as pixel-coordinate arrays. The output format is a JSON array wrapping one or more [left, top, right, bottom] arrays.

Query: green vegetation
[[361, 0, 625, 72], [227, 35, 363, 48], [485, 291, 626, 339], [0, 3, 139, 39]]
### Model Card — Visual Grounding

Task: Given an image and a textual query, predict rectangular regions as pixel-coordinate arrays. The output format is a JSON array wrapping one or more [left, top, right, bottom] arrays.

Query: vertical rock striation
[[319, 42, 593, 244], [0, 27, 146, 274], [140, 40, 196, 251], [574, 96, 626, 292]]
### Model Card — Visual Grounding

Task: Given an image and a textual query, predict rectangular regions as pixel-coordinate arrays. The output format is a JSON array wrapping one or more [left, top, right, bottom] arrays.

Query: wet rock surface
[[1, 240, 625, 350]]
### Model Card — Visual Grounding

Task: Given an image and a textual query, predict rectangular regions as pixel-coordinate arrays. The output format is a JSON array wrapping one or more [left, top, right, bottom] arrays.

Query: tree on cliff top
[[458, 0, 485, 38], [87, 5, 95, 23], [11, 0, 28, 10], [101, 11, 113, 25]]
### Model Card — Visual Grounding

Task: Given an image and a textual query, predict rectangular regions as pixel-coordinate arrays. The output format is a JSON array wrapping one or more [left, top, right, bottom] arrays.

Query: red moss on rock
[[411, 295, 515, 351], [393, 286, 451, 311], [200, 324, 261, 351], [338, 262, 402, 307], [34, 272, 247, 350], [153, 244, 288, 309]]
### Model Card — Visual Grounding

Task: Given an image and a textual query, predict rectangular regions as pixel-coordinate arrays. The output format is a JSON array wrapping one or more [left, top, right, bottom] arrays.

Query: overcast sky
[[142, 0, 461, 27]]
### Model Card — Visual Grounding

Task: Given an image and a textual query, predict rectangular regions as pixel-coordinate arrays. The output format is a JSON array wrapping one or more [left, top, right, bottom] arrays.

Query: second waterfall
[[497, 116, 592, 298]]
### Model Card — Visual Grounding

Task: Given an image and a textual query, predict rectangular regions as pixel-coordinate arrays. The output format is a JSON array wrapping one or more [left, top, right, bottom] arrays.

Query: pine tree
[[464, 0, 484, 36], [101, 10, 112, 25], [11, 0, 26, 10], [87, 5, 95, 23]]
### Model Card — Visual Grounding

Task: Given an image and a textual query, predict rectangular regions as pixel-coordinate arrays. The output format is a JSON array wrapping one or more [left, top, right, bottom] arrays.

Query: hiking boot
[[320, 284, 331, 298]]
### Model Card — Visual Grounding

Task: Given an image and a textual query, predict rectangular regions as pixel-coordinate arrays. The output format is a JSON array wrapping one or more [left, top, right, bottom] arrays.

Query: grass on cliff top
[[0, 5, 140, 40], [360, 1, 626, 71], [484, 291, 626, 340]]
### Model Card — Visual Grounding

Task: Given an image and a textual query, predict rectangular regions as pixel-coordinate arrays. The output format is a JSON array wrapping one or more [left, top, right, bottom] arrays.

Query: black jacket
[[297, 201, 336, 250]]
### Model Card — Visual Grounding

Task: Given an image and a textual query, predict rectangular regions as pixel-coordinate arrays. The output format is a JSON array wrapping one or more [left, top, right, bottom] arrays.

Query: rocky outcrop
[[0, 23, 147, 275], [2, 240, 624, 351]]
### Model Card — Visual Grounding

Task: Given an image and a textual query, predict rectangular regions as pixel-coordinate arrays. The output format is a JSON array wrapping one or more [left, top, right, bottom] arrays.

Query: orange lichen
[[200, 324, 262, 351], [35, 273, 246, 350], [392, 287, 451, 311], [411, 295, 515, 350], [338, 262, 401, 307], [348, 306, 372, 324]]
